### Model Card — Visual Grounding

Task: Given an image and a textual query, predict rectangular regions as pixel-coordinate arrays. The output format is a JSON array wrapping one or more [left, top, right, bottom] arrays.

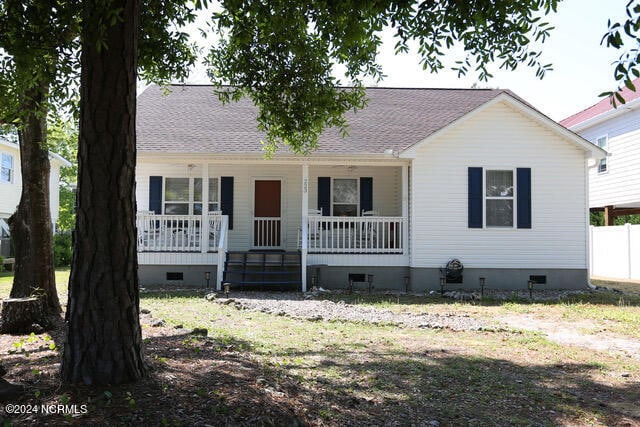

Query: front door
[[253, 180, 282, 248]]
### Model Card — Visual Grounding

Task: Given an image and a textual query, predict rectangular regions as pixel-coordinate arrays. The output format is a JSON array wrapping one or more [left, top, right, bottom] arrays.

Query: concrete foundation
[[139, 265, 218, 288], [307, 266, 410, 292], [309, 266, 589, 291], [139, 263, 589, 292]]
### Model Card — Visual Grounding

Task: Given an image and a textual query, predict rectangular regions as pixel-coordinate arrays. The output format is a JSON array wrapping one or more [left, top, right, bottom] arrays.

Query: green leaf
[[624, 79, 636, 92]]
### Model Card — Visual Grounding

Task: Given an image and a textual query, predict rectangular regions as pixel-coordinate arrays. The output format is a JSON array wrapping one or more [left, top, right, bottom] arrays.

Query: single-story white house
[[135, 84, 605, 291], [0, 131, 71, 257]]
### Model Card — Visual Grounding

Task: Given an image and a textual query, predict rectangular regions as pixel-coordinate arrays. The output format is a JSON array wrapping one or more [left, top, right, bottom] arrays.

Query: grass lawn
[[0, 272, 639, 426], [0, 268, 70, 298]]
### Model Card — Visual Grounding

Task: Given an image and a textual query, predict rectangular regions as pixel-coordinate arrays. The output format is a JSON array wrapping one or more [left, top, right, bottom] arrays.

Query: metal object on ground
[[223, 282, 230, 298]]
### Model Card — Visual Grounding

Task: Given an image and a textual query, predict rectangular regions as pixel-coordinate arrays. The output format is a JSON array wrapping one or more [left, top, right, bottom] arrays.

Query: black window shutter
[[517, 168, 532, 229], [221, 176, 234, 230], [360, 177, 373, 213], [318, 177, 331, 216], [468, 167, 483, 228], [149, 176, 163, 214]]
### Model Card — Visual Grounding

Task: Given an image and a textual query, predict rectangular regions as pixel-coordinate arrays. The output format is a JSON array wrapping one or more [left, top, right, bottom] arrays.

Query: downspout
[[585, 154, 597, 289]]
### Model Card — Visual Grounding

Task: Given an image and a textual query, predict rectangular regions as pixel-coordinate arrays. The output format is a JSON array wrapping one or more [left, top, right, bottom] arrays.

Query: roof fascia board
[[1, 139, 72, 166], [399, 93, 607, 159], [566, 96, 640, 132], [0, 139, 18, 151], [50, 152, 72, 167], [137, 152, 408, 166]]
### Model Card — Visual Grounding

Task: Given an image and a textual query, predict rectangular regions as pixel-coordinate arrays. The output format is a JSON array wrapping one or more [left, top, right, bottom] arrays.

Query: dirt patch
[[499, 314, 640, 360]]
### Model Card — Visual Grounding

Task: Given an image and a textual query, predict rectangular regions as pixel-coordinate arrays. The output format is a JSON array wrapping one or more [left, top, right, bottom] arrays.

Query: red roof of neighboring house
[[560, 77, 640, 128]]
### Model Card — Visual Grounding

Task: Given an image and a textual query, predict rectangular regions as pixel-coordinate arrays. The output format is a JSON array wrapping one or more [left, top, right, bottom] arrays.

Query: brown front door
[[253, 180, 282, 248]]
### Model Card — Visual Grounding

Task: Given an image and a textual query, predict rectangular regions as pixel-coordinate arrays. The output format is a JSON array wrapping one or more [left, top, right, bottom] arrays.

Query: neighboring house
[[135, 84, 605, 291], [560, 79, 640, 224], [0, 132, 71, 257]]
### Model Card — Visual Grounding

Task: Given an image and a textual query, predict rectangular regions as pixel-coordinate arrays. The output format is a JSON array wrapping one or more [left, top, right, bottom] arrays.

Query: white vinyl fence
[[590, 224, 640, 281]]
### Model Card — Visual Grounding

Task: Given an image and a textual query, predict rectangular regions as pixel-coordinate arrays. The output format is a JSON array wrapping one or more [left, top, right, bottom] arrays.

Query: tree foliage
[[601, 0, 640, 103], [0, 0, 80, 125], [208, 0, 559, 155], [48, 119, 78, 232]]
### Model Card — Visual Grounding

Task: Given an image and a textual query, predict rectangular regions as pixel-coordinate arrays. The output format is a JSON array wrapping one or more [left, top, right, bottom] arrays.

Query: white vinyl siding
[[410, 101, 588, 269], [0, 142, 64, 223], [576, 108, 640, 208]]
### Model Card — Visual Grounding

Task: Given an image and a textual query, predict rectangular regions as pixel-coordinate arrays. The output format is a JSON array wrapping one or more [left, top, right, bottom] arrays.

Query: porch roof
[[137, 84, 511, 156]]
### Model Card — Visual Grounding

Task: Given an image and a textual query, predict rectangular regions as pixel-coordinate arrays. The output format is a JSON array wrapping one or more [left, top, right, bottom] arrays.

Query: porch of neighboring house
[[0, 218, 11, 259], [135, 160, 410, 290]]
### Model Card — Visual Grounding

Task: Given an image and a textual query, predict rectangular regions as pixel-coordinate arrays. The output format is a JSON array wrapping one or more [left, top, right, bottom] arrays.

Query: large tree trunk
[[6, 88, 60, 316], [62, 0, 145, 385]]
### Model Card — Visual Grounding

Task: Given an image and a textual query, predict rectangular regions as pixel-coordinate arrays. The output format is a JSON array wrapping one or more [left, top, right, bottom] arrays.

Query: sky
[[185, 0, 630, 122], [368, 0, 629, 121]]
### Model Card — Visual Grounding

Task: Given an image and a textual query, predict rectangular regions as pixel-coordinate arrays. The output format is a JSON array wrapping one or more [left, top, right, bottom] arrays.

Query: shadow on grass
[[3, 328, 639, 426], [139, 333, 640, 426]]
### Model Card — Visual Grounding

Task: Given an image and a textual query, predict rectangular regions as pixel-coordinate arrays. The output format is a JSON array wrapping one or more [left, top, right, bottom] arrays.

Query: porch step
[[223, 251, 302, 290]]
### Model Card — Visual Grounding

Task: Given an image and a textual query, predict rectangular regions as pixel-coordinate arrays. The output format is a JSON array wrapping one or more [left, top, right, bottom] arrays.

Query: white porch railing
[[216, 215, 229, 290], [253, 216, 282, 248], [136, 213, 225, 252], [304, 216, 404, 253]]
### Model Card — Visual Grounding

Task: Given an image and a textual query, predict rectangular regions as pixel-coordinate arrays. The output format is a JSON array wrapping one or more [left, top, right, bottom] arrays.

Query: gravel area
[[210, 291, 494, 331]]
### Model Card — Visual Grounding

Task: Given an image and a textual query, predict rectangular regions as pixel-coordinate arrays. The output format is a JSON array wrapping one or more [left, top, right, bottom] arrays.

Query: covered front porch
[[135, 159, 410, 290]]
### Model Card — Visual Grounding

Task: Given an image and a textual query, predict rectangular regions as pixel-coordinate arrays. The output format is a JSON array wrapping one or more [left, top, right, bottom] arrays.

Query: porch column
[[201, 164, 209, 253], [402, 164, 409, 256], [301, 163, 309, 292]]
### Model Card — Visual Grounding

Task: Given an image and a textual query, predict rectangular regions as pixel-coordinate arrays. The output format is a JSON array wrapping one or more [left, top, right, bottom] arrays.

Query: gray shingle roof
[[136, 84, 508, 155]]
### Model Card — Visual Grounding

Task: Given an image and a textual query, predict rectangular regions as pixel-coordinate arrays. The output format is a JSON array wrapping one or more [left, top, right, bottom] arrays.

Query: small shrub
[[54, 232, 72, 267]]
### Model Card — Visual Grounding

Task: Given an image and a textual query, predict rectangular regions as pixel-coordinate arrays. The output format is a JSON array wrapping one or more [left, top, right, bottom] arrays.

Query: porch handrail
[[207, 212, 224, 251], [136, 213, 201, 252], [305, 215, 404, 254], [137, 212, 227, 253], [216, 215, 229, 290]]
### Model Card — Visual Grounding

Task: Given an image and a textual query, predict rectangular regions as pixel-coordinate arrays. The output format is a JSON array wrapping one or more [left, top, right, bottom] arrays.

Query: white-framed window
[[194, 177, 220, 214], [485, 169, 514, 227], [164, 177, 220, 215], [1, 153, 13, 183], [332, 178, 358, 216], [596, 135, 608, 173]]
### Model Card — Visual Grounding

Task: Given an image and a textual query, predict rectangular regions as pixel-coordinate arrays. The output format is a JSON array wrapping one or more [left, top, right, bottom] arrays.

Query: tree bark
[[62, 0, 145, 385], [6, 87, 60, 316], [0, 297, 49, 334]]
